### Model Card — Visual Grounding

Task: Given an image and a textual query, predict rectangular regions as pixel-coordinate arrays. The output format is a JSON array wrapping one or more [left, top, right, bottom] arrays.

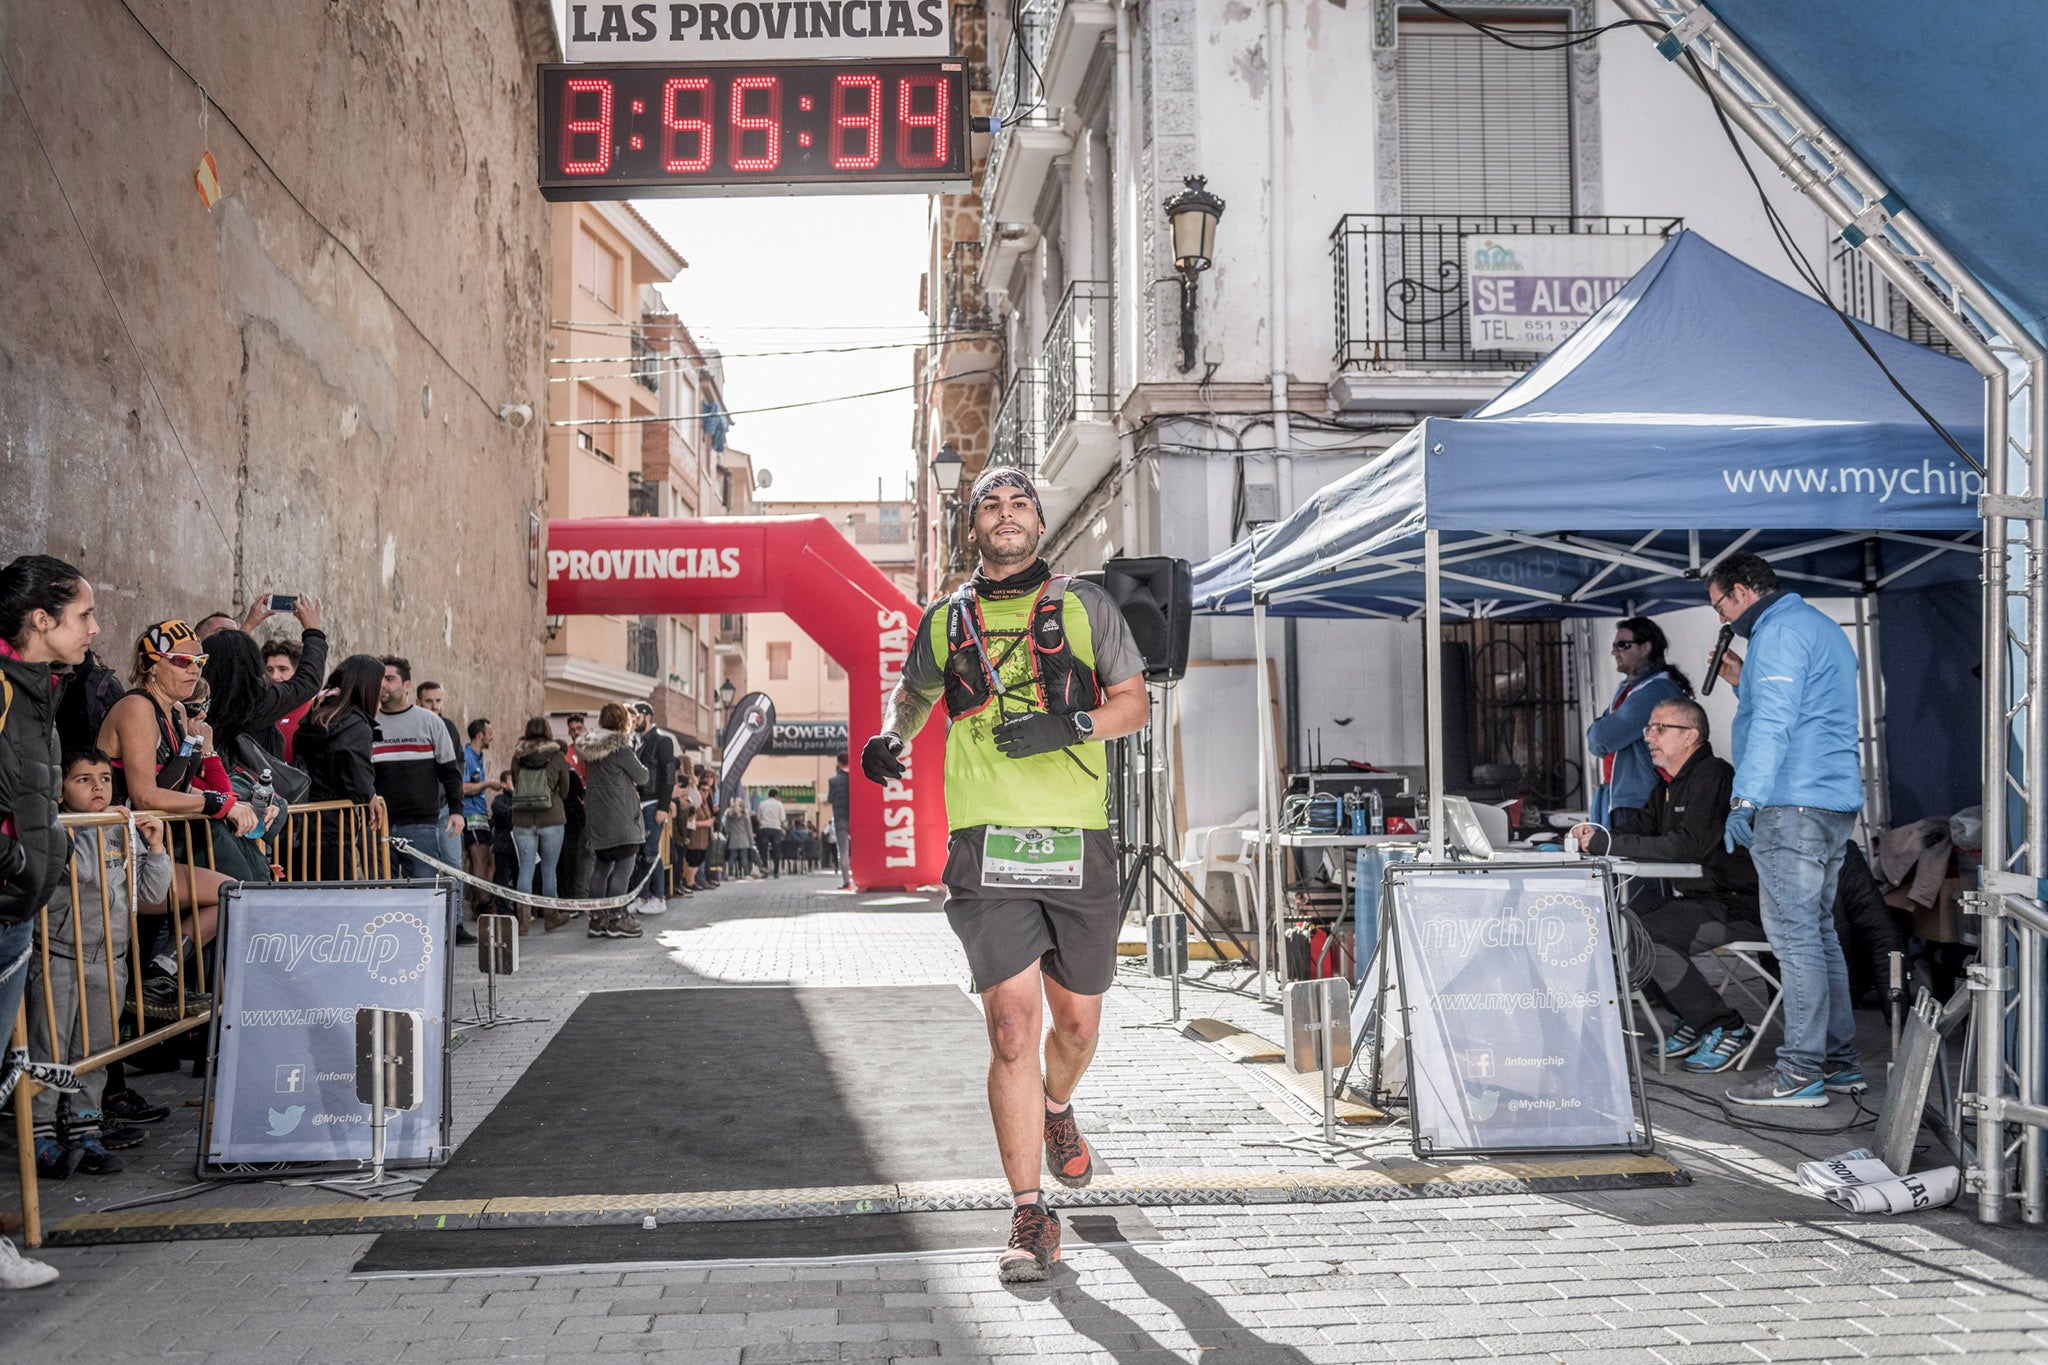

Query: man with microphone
[[860, 467, 1149, 1283], [1704, 553, 1865, 1107]]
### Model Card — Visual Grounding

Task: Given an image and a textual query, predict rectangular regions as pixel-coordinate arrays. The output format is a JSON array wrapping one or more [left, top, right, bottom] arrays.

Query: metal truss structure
[[1615, 0, 2047, 1225]]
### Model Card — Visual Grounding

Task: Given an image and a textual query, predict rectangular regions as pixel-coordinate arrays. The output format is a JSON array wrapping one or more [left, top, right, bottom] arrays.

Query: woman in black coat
[[292, 654, 382, 879], [0, 556, 98, 1286]]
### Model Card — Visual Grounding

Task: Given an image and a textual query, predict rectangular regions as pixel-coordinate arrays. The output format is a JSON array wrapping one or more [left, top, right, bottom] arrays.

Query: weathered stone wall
[[0, 0, 556, 729]]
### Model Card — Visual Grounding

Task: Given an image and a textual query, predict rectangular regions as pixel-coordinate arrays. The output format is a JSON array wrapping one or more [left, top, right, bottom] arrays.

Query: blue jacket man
[[1708, 553, 1863, 1109], [1586, 616, 1691, 826]]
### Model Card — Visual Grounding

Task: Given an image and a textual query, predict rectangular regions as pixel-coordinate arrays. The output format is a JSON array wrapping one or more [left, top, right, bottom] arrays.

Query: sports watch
[[1071, 710, 1096, 738]]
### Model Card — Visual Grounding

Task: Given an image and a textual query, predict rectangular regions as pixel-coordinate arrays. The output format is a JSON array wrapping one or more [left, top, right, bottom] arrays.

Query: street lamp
[[1163, 175, 1225, 373], [930, 441, 964, 494], [717, 678, 737, 709]]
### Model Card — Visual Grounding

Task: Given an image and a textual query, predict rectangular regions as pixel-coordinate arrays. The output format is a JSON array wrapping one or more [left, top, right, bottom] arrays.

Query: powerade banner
[[1389, 864, 1648, 1155], [716, 692, 776, 810], [767, 719, 848, 755], [204, 883, 452, 1169]]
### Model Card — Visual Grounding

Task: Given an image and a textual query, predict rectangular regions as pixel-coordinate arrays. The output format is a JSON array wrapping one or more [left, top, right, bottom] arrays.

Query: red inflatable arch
[[545, 517, 946, 891]]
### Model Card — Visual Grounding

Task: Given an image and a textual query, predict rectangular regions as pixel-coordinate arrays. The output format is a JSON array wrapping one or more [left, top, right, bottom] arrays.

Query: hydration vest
[[941, 576, 1102, 721]]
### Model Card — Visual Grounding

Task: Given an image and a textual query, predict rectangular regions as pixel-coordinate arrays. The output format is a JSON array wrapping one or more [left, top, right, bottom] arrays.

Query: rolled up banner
[[717, 693, 776, 810]]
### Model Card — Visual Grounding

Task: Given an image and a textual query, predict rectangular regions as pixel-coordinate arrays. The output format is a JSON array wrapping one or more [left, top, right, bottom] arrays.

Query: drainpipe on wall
[[1266, 0, 1292, 511], [1115, 0, 1140, 555]]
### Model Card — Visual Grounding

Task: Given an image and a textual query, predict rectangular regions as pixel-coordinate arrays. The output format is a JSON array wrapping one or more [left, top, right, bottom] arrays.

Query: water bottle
[[1367, 787, 1385, 836], [1342, 791, 1363, 836], [246, 768, 274, 840], [178, 735, 201, 758]]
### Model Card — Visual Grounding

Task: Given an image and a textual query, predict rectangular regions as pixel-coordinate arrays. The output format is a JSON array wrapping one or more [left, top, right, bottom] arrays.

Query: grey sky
[[634, 195, 929, 504]]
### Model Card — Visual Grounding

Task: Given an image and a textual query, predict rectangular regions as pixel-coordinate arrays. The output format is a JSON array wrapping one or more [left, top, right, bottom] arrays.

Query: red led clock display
[[539, 60, 970, 198]]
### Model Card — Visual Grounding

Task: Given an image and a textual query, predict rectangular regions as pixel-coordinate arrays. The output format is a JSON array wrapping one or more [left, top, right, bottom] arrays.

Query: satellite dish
[[754, 468, 773, 490]]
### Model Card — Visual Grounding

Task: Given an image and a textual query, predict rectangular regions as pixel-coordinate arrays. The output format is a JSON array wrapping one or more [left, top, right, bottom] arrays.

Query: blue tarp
[[1194, 232, 1984, 620], [1708, 0, 2048, 351]]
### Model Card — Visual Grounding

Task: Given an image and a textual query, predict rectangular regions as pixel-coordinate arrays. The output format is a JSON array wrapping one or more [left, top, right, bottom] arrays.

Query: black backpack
[[55, 650, 124, 753]]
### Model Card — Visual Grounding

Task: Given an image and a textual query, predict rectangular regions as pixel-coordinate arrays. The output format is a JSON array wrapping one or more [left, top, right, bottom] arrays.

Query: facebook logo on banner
[[275, 1064, 307, 1094]]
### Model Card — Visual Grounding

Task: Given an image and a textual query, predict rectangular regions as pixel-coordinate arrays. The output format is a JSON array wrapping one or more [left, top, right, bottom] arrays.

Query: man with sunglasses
[[1703, 552, 1864, 1107], [1573, 697, 1762, 1074]]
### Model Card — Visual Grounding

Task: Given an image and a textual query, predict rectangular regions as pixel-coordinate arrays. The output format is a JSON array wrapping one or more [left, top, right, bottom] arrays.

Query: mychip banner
[[1389, 863, 1650, 1156], [203, 882, 453, 1173]]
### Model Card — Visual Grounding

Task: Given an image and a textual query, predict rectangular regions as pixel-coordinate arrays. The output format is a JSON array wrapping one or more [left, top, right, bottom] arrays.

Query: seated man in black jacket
[[1573, 696, 1764, 1075]]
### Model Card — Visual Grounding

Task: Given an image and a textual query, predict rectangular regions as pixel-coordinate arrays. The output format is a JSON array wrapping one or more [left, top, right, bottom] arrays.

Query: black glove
[[861, 733, 906, 784], [993, 711, 1082, 760]]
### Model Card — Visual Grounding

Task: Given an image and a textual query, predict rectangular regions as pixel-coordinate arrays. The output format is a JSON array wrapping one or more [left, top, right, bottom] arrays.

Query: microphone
[[1702, 624, 1735, 696]]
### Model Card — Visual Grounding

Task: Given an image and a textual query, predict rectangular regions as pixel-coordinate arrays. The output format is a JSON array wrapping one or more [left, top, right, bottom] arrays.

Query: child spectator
[[28, 750, 172, 1180]]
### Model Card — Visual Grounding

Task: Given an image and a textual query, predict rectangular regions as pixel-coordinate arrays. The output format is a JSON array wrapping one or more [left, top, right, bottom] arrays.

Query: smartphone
[[268, 593, 299, 612]]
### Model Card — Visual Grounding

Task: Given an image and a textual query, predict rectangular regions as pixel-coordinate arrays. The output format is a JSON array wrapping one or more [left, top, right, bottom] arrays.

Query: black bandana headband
[[968, 466, 1044, 523]]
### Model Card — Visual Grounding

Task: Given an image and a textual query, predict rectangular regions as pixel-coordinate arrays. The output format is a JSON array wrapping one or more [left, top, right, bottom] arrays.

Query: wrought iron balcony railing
[[989, 368, 1043, 477], [1044, 280, 1113, 441], [627, 619, 660, 678], [980, 4, 1056, 252], [946, 239, 993, 332], [631, 330, 660, 393], [1330, 214, 1682, 372]]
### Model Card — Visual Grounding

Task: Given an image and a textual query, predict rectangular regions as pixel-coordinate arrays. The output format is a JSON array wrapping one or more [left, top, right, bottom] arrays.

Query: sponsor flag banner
[[204, 882, 452, 1171], [716, 691, 776, 810], [1463, 234, 1665, 353], [1389, 864, 1649, 1156]]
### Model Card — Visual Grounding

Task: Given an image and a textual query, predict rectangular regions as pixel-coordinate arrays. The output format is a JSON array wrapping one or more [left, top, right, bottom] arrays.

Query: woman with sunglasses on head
[[1585, 616, 1694, 830], [96, 622, 254, 1018]]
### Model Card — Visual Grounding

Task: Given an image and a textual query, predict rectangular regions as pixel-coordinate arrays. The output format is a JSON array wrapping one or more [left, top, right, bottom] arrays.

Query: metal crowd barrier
[[8, 799, 384, 1247]]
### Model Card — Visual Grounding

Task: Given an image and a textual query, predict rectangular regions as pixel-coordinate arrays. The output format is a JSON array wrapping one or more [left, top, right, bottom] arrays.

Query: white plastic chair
[[1178, 825, 1256, 931]]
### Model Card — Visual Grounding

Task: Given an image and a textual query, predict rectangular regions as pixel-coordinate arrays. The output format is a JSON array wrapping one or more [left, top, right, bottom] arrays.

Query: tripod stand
[[1115, 686, 1253, 1002]]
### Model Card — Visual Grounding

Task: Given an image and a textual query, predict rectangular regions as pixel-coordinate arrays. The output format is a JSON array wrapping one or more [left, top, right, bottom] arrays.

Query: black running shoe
[[1044, 1104, 1094, 1189], [74, 1134, 123, 1175], [98, 1121, 148, 1150], [103, 1089, 170, 1124], [997, 1203, 1060, 1283]]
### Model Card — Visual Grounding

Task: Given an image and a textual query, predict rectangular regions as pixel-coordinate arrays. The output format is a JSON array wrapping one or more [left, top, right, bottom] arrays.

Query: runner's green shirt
[[898, 578, 1146, 831]]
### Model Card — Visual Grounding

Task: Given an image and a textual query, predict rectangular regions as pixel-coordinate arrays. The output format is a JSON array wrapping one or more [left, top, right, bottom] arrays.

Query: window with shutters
[[768, 642, 791, 680], [1397, 17, 1572, 214], [577, 227, 623, 313]]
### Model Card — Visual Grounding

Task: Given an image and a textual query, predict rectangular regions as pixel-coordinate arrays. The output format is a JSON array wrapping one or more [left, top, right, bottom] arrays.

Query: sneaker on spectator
[[1824, 1065, 1869, 1094], [610, 911, 644, 939], [1681, 1024, 1750, 1074], [587, 913, 611, 939], [103, 1089, 169, 1124], [73, 1133, 123, 1176], [1726, 1067, 1828, 1108], [141, 975, 211, 1020], [98, 1121, 148, 1150], [1653, 1019, 1701, 1059], [637, 896, 667, 916], [33, 1136, 76, 1181], [0, 1237, 58, 1290]]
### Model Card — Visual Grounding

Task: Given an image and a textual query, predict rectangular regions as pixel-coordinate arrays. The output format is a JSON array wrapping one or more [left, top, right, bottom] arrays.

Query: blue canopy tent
[[1197, 232, 1984, 621], [1191, 231, 1983, 972]]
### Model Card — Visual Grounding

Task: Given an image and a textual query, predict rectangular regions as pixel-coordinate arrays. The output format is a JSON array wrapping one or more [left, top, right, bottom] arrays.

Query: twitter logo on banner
[[267, 1105, 305, 1136]]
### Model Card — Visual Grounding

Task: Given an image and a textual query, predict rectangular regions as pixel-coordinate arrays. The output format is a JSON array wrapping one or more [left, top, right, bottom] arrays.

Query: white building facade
[[917, 0, 1935, 822]]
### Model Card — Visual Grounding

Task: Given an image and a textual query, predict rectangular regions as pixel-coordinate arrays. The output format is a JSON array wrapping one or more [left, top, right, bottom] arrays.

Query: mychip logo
[[243, 914, 435, 986]]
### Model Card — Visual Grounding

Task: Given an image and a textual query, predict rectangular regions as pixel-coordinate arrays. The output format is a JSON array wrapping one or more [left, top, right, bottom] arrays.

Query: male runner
[[862, 467, 1149, 1283]]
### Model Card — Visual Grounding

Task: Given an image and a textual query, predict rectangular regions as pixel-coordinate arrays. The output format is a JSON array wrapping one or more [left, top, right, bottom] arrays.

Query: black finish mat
[[356, 986, 1152, 1271]]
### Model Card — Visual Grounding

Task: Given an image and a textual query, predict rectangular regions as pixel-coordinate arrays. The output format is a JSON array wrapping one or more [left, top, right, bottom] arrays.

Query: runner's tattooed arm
[[881, 680, 937, 743]]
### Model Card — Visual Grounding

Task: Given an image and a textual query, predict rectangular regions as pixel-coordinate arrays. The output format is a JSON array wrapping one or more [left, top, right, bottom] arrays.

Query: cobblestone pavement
[[3, 870, 2046, 1363]]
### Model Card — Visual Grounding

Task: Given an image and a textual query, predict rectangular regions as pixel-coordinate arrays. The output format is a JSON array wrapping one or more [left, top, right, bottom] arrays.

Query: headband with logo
[[968, 467, 1044, 523], [139, 620, 202, 661]]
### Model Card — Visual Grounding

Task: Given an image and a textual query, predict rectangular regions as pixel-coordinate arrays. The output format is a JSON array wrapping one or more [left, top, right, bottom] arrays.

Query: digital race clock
[[538, 60, 971, 199]]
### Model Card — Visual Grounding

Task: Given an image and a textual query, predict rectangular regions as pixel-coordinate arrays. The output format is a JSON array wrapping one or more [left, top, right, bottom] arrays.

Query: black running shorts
[[941, 826, 1120, 995]]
